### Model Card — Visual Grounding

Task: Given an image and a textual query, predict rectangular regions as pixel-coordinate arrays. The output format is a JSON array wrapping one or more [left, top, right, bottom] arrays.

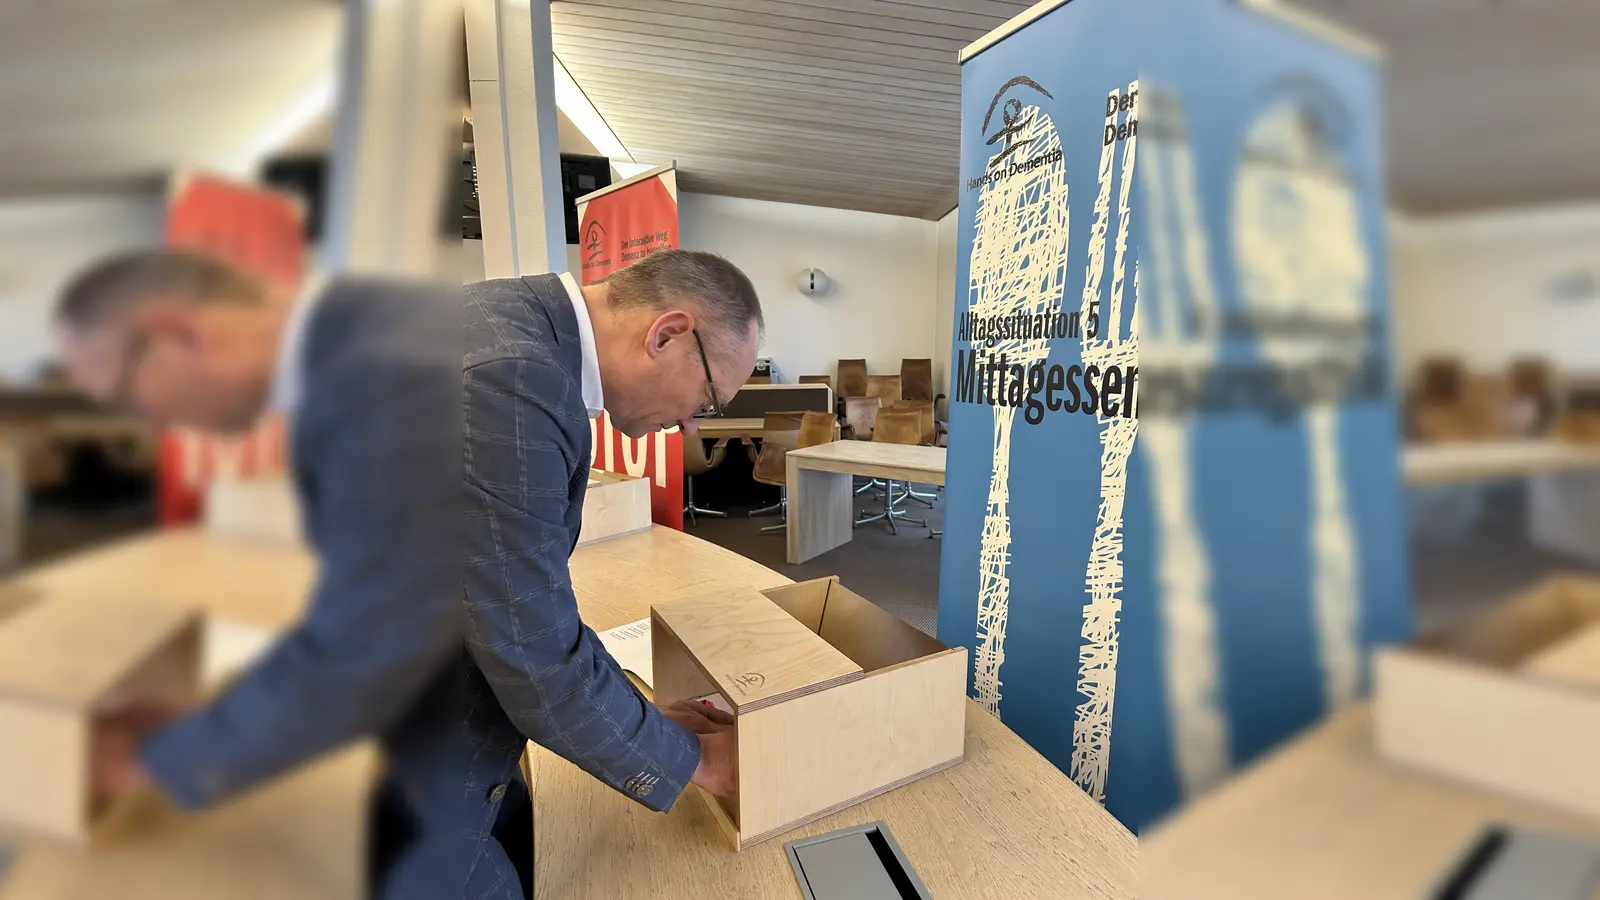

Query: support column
[[465, 0, 566, 278], [323, 0, 462, 278]]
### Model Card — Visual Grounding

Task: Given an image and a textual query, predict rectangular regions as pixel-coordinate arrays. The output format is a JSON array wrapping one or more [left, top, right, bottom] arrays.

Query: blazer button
[[487, 784, 507, 803]]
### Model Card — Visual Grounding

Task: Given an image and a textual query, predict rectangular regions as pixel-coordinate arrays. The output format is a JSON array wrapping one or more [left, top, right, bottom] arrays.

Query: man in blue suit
[[54, 250, 461, 899], [460, 249, 761, 898]]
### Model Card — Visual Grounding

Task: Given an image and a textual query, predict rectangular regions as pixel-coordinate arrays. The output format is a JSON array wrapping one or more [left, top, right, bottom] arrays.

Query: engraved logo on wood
[[727, 672, 765, 694]]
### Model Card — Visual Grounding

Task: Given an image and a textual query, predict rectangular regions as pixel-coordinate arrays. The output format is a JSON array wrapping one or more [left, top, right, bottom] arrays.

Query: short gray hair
[[55, 250, 262, 329], [599, 250, 763, 355]]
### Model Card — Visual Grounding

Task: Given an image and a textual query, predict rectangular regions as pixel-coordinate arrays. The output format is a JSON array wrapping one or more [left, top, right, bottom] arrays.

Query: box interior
[[1415, 577, 1600, 668], [762, 579, 949, 674]]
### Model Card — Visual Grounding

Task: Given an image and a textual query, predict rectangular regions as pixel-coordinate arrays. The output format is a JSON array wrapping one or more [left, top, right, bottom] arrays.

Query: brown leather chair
[[843, 396, 882, 441], [866, 375, 902, 405], [855, 409, 927, 533], [891, 400, 935, 446], [798, 375, 833, 390], [682, 437, 728, 527], [751, 411, 835, 534], [837, 359, 869, 399], [900, 358, 934, 403], [1508, 357, 1556, 435]]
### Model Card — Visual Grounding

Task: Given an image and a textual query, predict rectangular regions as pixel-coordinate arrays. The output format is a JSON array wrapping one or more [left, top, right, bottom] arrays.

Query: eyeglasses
[[691, 329, 722, 419], [109, 329, 150, 415]]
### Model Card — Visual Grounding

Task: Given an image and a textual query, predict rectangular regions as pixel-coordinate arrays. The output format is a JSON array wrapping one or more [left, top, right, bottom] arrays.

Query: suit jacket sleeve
[[460, 352, 700, 813], [140, 355, 462, 809]]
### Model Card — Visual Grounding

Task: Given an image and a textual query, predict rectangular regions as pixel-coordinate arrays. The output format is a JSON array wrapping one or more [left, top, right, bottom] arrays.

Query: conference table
[[785, 441, 947, 564], [1402, 438, 1600, 485], [691, 417, 766, 441], [1403, 437, 1600, 564], [0, 524, 1134, 900]]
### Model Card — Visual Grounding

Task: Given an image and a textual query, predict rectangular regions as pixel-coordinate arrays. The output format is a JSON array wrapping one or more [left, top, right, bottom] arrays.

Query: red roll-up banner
[[575, 165, 684, 530], [158, 172, 306, 526]]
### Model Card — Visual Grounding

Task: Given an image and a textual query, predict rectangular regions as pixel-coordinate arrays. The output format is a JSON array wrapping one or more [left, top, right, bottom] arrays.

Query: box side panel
[[650, 611, 717, 707], [0, 598, 199, 708], [736, 648, 967, 841], [1522, 622, 1600, 689], [1429, 577, 1600, 666], [1374, 649, 1600, 819], [814, 583, 950, 673], [577, 475, 653, 547], [0, 702, 85, 842], [761, 579, 834, 634], [97, 618, 204, 712]]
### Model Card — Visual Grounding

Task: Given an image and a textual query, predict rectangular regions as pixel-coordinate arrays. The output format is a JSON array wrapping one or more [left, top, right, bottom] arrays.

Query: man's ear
[[645, 310, 694, 359]]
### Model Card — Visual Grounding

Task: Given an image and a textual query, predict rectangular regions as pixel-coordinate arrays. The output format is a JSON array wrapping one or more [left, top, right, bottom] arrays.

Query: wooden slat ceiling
[[551, 0, 1037, 220], [555, 0, 1600, 218]]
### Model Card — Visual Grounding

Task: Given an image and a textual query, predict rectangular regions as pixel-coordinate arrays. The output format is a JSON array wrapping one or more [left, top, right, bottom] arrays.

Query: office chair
[[837, 359, 869, 399], [750, 411, 836, 534], [682, 436, 728, 527], [900, 358, 934, 403], [855, 409, 927, 534], [866, 374, 902, 406]]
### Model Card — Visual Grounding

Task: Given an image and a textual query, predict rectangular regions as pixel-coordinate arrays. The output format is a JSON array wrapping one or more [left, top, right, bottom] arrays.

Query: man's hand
[[89, 700, 189, 808], [660, 700, 738, 797]]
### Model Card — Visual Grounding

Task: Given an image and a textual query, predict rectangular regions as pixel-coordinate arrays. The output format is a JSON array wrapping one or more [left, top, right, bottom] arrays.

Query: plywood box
[[651, 577, 966, 851], [577, 470, 652, 547], [204, 473, 303, 545], [0, 595, 202, 844], [1374, 574, 1600, 820]]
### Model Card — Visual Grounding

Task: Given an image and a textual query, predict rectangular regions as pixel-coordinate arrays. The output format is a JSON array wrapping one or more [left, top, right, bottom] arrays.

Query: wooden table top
[[788, 440, 947, 486], [0, 528, 357, 900], [1403, 439, 1600, 485], [535, 525, 1134, 900], [692, 417, 767, 439], [1, 525, 1133, 900], [1140, 705, 1600, 899]]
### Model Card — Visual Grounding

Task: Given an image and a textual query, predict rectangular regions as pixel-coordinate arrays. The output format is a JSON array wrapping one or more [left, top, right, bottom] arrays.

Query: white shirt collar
[[560, 272, 605, 418], [269, 273, 325, 414]]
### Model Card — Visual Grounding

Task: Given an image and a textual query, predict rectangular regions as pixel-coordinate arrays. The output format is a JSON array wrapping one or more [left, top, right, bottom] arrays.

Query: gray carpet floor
[[688, 482, 1600, 642], [684, 481, 947, 636]]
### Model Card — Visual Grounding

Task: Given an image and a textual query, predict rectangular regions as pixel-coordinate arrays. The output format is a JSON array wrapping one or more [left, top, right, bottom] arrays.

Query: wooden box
[[204, 473, 303, 545], [651, 577, 966, 850], [577, 469, 652, 547], [1374, 574, 1600, 819], [0, 595, 203, 843]]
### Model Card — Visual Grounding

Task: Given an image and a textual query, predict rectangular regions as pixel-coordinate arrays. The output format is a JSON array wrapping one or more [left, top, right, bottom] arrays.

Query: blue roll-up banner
[[937, 0, 1412, 832]]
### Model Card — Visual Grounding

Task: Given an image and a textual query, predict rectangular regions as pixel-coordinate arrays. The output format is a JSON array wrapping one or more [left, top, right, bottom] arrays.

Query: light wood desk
[[1, 526, 1133, 900], [1402, 438, 1600, 485], [536, 524, 1135, 900], [785, 442, 947, 564], [1404, 439, 1600, 564], [1140, 705, 1600, 899], [692, 417, 766, 441], [0, 529, 364, 900]]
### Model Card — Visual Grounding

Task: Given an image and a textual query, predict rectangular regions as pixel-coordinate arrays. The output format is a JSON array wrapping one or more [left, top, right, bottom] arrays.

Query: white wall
[[678, 192, 940, 385], [0, 192, 166, 383], [932, 207, 959, 395], [1392, 204, 1600, 378]]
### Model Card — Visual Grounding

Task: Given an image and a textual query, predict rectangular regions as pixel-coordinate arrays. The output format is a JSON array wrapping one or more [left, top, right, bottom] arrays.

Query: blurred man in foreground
[[459, 249, 758, 898], [54, 250, 461, 899]]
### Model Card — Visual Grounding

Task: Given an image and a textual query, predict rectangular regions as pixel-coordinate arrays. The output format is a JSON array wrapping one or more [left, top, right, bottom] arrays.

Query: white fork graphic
[[1139, 88, 1231, 799], [1069, 83, 1140, 802], [968, 104, 1071, 717], [1233, 105, 1369, 712]]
